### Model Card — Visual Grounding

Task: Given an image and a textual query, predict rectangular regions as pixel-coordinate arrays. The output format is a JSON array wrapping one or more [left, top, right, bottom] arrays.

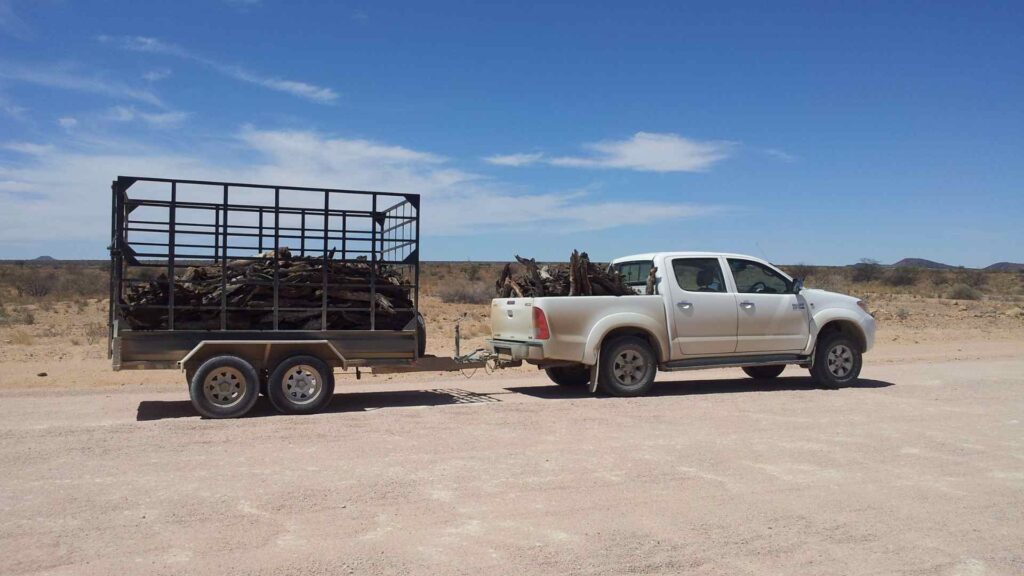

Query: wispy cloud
[[763, 148, 798, 163], [107, 106, 189, 128], [483, 152, 544, 167], [548, 132, 733, 173], [0, 0, 31, 39], [0, 63, 164, 107], [102, 35, 339, 104], [57, 116, 78, 129], [0, 127, 720, 251], [3, 142, 54, 155], [0, 92, 28, 120], [142, 68, 172, 82]]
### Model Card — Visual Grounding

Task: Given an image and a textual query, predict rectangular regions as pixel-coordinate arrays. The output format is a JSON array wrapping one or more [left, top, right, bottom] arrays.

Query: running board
[[661, 354, 809, 372]]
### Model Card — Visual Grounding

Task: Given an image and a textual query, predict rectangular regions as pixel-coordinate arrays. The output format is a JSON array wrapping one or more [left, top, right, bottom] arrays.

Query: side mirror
[[792, 278, 804, 293]]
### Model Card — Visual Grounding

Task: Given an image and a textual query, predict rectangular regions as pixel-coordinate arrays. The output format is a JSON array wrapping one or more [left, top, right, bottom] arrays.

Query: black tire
[[189, 355, 261, 419], [267, 355, 336, 415], [545, 364, 591, 387], [743, 365, 786, 380], [416, 313, 427, 358], [598, 336, 657, 397], [809, 334, 862, 388]]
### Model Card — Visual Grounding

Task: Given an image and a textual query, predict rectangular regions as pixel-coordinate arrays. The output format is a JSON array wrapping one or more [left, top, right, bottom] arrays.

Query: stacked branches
[[121, 248, 414, 331], [496, 250, 636, 298]]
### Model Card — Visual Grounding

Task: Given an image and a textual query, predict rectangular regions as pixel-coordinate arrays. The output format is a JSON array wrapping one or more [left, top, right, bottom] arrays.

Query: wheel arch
[[815, 319, 867, 353], [583, 315, 668, 365], [180, 340, 347, 379]]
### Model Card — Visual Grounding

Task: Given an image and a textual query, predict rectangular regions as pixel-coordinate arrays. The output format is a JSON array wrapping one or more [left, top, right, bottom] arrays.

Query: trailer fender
[[179, 340, 348, 375]]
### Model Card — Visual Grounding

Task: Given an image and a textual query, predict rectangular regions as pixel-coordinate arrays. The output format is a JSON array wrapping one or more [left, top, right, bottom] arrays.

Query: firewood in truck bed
[[495, 250, 635, 298]]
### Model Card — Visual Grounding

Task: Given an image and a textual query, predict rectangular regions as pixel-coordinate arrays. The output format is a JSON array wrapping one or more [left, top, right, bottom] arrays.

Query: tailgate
[[490, 298, 537, 341]]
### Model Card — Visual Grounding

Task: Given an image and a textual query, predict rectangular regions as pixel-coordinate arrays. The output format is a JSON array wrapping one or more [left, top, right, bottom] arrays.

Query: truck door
[[726, 258, 809, 353], [666, 257, 738, 356]]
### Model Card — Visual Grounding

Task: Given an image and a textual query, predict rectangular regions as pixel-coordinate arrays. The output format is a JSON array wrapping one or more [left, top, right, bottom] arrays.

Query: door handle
[[676, 301, 693, 310], [740, 301, 755, 309]]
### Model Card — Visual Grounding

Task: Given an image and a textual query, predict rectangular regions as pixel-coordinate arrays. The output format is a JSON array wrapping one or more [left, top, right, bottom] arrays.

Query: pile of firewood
[[121, 248, 414, 331], [496, 250, 653, 297]]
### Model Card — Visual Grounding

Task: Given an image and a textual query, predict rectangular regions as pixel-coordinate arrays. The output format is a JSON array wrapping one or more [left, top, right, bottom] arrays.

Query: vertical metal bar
[[341, 214, 347, 261], [413, 199, 420, 332], [221, 184, 229, 331], [167, 181, 176, 330], [300, 210, 306, 257], [258, 209, 264, 254], [108, 180, 118, 359], [273, 187, 280, 330], [370, 194, 377, 331], [322, 191, 329, 330]]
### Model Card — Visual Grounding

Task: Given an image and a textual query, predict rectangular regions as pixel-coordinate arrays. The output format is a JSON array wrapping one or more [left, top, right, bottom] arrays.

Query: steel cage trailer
[[108, 176, 481, 418]]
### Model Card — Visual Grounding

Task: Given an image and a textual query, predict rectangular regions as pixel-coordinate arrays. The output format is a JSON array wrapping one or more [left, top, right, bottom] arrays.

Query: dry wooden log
[[645, 266, 658, 295], [495, 249, 634, 298]]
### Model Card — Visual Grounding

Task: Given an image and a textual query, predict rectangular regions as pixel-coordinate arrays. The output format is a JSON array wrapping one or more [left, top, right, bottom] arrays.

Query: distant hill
[[891, 258, 954, 270], [985, 262, 1024, 272], [33, 255, 55, 261]]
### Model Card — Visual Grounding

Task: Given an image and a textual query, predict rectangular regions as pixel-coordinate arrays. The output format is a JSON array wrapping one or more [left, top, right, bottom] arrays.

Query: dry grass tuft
[[9, 330, 35, 346]]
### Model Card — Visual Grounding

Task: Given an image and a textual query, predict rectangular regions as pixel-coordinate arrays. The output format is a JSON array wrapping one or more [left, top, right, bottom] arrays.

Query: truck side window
[[672, 258, 725, 293], [728, 259, 792, 294], [613, 261, 653, 287]]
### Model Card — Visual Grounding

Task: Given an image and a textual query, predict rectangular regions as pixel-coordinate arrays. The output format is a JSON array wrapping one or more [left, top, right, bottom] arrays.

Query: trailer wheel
[[416, 313, 427, 357], [189, 355, 261, 419], [598, 336, 656, 397], [267, 355, 335, 415]]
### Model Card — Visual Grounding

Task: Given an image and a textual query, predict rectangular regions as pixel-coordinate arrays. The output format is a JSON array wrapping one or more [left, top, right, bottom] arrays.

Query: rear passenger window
[[672, 258, 726, 293], [614, 261, 653, 287]]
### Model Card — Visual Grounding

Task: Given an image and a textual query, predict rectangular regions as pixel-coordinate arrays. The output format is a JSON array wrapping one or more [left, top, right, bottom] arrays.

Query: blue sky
[[0, 1, 1021, 266]]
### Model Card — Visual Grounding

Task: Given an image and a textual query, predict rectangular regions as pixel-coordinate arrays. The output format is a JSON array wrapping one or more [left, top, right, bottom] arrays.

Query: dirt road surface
[[1, 345, 1023, 575]]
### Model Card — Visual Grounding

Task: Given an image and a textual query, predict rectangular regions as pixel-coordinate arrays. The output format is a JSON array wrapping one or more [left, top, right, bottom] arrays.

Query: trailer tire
[[545, 364, 590, 387], [267, 355, 335, 415], [189, 355, 261, 419], [416, 313, 427, 357], [598, 336, 656, 397]]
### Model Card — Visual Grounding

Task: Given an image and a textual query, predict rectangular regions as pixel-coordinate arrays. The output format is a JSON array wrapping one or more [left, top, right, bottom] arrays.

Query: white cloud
[[142, 68, 172, 82], [0, 127, 720, 254], [0, 93, 28, 120], [107, 106, 189, 127], [57, 116, 78, 129], [763, 148, 798, 162], [548, 132, 733, 173], [3, 142, 54, 155], [0, 64, 164, 107], [105, 35, 338, 104], [483, 152, 544, 167]]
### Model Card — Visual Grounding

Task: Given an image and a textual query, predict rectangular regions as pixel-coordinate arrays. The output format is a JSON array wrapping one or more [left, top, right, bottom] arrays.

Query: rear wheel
[[267, 355, 335, 415], [416, 313, 427, 357], [189, 355, 261, 419], [544, 364, 590, 387], [809, 334, 862, 388], [599, 336, 656, 397], [742, 365, 786, 380]]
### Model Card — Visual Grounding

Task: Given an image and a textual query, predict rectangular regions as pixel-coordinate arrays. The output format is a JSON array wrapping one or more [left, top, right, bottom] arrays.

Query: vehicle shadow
[[136, 387, 502, 421], [506, 376, 895, 400]]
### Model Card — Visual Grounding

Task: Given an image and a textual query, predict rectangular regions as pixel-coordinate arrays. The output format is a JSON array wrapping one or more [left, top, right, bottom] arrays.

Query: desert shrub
[[927, 270, 950, 287], [851, 259, 882, 283], [953, 268, 986, 288], [783, 264, 814, 280], [9, 330, 34, 346], [895, 308, 910, 320], [465, 262, 482, 281], [883, 267, 918, 287], [946, 283, 982, 300], [15, 269, 55, 298], [436, 280, 493, 304]]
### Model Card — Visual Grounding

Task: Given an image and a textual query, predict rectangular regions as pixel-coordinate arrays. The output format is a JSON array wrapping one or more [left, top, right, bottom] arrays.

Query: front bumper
[[860, 314, 877, 352], [486, 338, 546, 362]]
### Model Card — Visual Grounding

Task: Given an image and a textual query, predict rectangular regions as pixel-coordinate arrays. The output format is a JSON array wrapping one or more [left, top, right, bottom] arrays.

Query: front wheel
[[809, 334, 862, 388], [599, 336, 656, 397], [545, 364, 590, 387], [267, 355, 336, 415]]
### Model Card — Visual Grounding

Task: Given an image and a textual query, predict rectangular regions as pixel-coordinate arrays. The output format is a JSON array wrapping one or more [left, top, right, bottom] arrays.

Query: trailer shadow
[[505, 376, 894, 400], [136, 387, 502, 421]]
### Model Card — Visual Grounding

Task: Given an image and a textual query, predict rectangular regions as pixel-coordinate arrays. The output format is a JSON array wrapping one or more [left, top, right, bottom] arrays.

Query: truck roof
[[611, 251, 773, 264]]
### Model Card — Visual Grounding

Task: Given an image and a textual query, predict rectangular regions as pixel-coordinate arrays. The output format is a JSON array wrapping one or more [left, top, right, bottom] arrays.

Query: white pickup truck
[[487, 252, 876, 395]]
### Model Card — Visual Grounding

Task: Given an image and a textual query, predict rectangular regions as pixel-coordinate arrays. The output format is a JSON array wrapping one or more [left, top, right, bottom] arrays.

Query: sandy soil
[[0, 296, 1022, 574]]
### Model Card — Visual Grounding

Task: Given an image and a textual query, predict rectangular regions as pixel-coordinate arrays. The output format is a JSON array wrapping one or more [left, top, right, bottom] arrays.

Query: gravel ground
[[1, 345, 1023, 575]]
